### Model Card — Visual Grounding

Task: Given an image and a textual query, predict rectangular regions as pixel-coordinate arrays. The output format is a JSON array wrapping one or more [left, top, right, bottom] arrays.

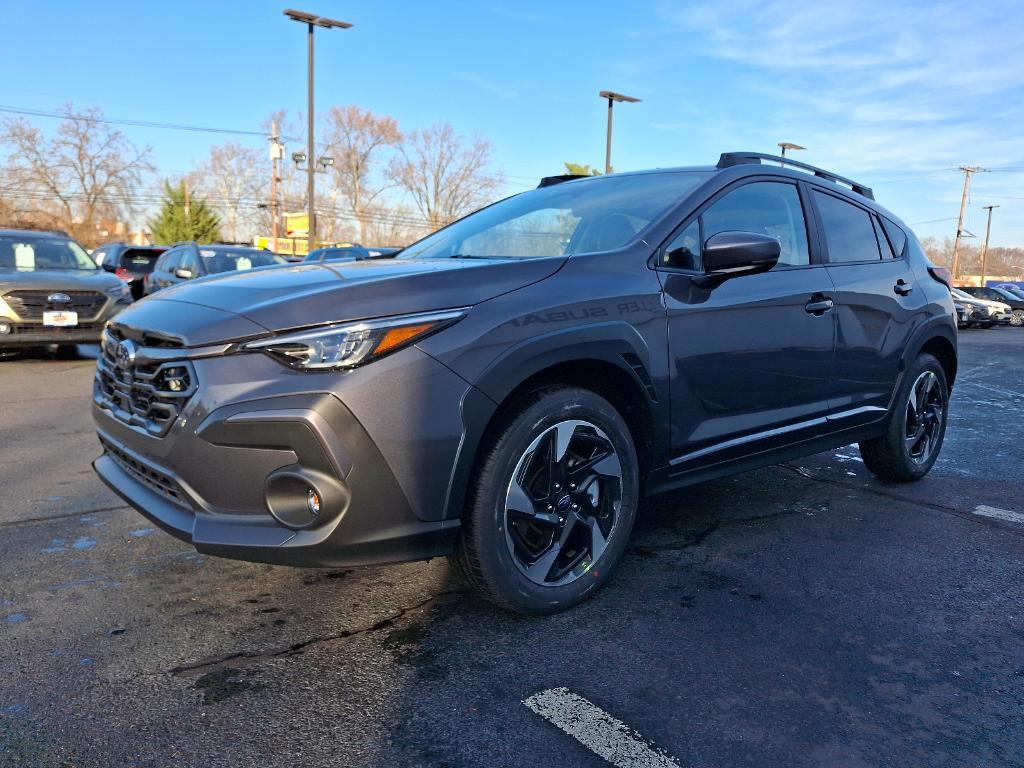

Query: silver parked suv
[[0, 229, 132, 357]]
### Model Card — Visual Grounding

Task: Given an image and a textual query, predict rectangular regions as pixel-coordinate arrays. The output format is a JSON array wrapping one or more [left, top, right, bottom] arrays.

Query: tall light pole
[[599, 91, 640, 174], [979, 204, 999, 286], [284, 9, 352, 253], [777, 142, 805, 166], [951, 165, 982, 282]]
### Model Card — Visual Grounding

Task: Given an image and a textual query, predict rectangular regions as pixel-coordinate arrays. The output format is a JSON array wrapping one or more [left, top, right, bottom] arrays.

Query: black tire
[[0, 349, 21, 361], [453, 386, 639, 614], [860, 353, 949, 483], [981, 322, 995, 329]]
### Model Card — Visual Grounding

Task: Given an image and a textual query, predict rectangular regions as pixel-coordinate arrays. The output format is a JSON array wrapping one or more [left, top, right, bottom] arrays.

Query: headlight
[[242, 308, 468, 370]]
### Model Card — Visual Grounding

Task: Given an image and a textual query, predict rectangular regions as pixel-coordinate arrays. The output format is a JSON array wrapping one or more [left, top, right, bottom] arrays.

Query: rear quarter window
[[880, 217, 908, 258]]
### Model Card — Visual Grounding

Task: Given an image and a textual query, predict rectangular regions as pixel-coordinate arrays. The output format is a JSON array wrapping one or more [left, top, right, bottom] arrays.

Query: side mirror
[[693, 231, 780, 287], [173, 267, 194, 279]]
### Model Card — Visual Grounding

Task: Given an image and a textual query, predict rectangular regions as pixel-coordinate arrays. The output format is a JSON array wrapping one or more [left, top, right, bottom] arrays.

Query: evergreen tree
[[148, 180, 221, 244]]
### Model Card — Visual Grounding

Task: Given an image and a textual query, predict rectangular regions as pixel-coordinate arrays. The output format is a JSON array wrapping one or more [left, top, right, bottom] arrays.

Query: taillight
[[928, 266, 952, 290], [115, 267, 131, 280]]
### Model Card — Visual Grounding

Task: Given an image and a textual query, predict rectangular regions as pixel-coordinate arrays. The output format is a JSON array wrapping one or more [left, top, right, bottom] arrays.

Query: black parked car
[[303, 245, 401, 264], [146, 243, 283, 294], [92, 243, 167, 300], [959, 285, 1024, 326], [92, 152, 957, 614]]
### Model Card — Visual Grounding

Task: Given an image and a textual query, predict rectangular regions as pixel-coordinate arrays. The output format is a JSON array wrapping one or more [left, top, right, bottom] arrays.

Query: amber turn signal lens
[[373, 322, 436, 355]]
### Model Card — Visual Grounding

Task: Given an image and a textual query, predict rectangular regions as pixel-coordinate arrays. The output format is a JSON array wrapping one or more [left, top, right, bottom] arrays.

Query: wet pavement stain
[[72, 537, 97, 551], [194, 668, 265, 705], [3, 613, 28, 624]]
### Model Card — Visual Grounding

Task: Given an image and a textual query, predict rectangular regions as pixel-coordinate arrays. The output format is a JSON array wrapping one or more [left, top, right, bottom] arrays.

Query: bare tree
[[391, 123, 502, 230], [190, 141, 267, 242], [0, 104, 152, 246], [322, 106, 402, 242]]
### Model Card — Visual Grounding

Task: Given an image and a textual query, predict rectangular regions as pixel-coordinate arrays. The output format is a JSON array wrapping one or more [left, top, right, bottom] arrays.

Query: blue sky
[[3, 0, 1022, 245]]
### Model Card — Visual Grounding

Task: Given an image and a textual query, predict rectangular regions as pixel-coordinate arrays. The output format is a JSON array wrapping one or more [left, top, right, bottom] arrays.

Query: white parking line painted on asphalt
[[523, 687, 683, 768], [972, 505, 1024, 525]]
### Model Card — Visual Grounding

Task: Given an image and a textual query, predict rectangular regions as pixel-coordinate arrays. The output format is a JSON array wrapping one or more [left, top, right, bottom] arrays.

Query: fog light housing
[[0, 320, 11, 335], [264, 469, 347, 530]]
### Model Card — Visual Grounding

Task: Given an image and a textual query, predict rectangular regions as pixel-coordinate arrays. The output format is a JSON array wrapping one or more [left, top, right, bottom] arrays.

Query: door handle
[[894, 279, 914, 296], [805, 297, 835, 315]]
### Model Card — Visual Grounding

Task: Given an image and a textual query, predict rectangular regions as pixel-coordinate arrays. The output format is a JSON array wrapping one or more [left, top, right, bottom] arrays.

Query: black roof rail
[[537, 173, 588, 188], [717, 152, 874, 200]]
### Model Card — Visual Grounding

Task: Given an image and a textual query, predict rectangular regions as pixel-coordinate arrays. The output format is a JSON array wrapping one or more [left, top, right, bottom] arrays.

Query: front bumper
[[92, 344, 475, 568], [0, 301, 127, 346]]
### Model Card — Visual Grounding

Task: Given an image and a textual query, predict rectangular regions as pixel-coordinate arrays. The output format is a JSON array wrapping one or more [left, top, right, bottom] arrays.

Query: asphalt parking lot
[[2, 329, 1023, 768]]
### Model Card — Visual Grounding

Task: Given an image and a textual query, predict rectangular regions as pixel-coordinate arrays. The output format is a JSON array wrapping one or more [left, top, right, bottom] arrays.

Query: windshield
[[951, 288, 973, 300], [0, 236, 97, 272], [397, 171, 712, 260], [199, 248, 279, 274]]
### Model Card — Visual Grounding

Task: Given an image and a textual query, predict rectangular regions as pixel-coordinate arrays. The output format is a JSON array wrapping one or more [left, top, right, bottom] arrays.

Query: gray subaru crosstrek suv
[[92, 153, 957, 614], [0, 229, 132, 356]]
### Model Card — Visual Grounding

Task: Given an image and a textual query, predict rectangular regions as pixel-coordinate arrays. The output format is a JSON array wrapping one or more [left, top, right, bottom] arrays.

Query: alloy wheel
[[1011, 310, 1024, 327], [904, 370, 945, 465], [504, 420, 623, 587]]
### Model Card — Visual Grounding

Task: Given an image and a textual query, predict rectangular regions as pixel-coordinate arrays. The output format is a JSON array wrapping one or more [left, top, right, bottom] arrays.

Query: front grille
[[8, 322, 103, 336], [4, 290, 108, 320], [100, 436, 186, 505], [94, 327, 197, 437]]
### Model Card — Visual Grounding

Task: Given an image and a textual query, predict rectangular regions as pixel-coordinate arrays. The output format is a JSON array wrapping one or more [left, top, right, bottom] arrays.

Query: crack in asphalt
[[164, 589, 469, 678], [632, 506, 810, 554], [780, 463, 1024, 536], [0, 503, 128, 529]]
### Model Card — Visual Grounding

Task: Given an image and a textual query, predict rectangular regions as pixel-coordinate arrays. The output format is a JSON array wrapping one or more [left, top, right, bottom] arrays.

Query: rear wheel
[[453, 387, 639, 614], [1011, 309, 1024, 327], [860, 353, 948, 482]]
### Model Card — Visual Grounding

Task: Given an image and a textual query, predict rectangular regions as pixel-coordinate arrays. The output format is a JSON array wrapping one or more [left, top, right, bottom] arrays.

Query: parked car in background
[[950, 288, 1009, 328], [995, 283, 1024, 301], [960, 285, 1024, 326], [92, 152, 957, 614], [0, 228, 131, 358], [303, 244, 401, 264], [92, 243, 167, 300], [146, 244, 284, 294]]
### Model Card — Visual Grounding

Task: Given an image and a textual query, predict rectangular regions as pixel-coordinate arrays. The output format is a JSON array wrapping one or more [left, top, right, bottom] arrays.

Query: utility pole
[[979, 204, 999, 286], [183, 179, 191, 233], [951, 165, 982, 282], [270, 120, 281, 252]]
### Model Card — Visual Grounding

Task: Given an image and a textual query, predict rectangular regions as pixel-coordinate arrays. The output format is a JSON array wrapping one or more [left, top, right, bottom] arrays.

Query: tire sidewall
[[891, 354, 949, 479], [471, 388, 639, 613]]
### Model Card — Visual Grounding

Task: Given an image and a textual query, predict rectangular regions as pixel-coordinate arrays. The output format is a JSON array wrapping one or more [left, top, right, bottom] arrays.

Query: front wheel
[[860, 353, 949, 482], [1011, 309, 1024, 327], [453, 387, 639, 614]]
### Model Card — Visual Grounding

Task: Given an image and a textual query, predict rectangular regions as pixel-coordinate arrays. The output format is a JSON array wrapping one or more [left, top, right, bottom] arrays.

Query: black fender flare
[[441, 321, 667, 520]]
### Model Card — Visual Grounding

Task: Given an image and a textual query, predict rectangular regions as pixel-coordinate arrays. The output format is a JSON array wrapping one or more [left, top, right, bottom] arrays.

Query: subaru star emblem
[[47, 292, 72, 303], [115, 339, 137, 368]]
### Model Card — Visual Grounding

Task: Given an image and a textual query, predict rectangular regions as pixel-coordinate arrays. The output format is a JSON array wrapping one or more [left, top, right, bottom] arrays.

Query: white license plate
[[43, 311, 78, 327]]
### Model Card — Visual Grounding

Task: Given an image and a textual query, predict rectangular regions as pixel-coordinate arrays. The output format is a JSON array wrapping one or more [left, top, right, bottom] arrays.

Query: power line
[[0, 105, 272, 139]]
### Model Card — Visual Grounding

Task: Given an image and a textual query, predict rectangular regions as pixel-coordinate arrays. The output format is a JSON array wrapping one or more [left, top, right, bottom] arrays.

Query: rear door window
[[814, 191, 882, 263], [122, 249, 161, 273]]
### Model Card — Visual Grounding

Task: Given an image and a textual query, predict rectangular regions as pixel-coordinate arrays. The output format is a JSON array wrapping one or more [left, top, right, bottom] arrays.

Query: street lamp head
[[778, 142, 806, 152], [284, 8, 317, 22], [284, 8, 352, 28], [599, 90, 641, 103], [318, 156, 334, 168], [292, 151, 307, 165]]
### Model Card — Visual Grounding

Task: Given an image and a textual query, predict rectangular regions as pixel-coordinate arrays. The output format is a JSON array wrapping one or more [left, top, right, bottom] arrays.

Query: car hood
[[113, 257, 565, 346], [0, 268, 122, 293]]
